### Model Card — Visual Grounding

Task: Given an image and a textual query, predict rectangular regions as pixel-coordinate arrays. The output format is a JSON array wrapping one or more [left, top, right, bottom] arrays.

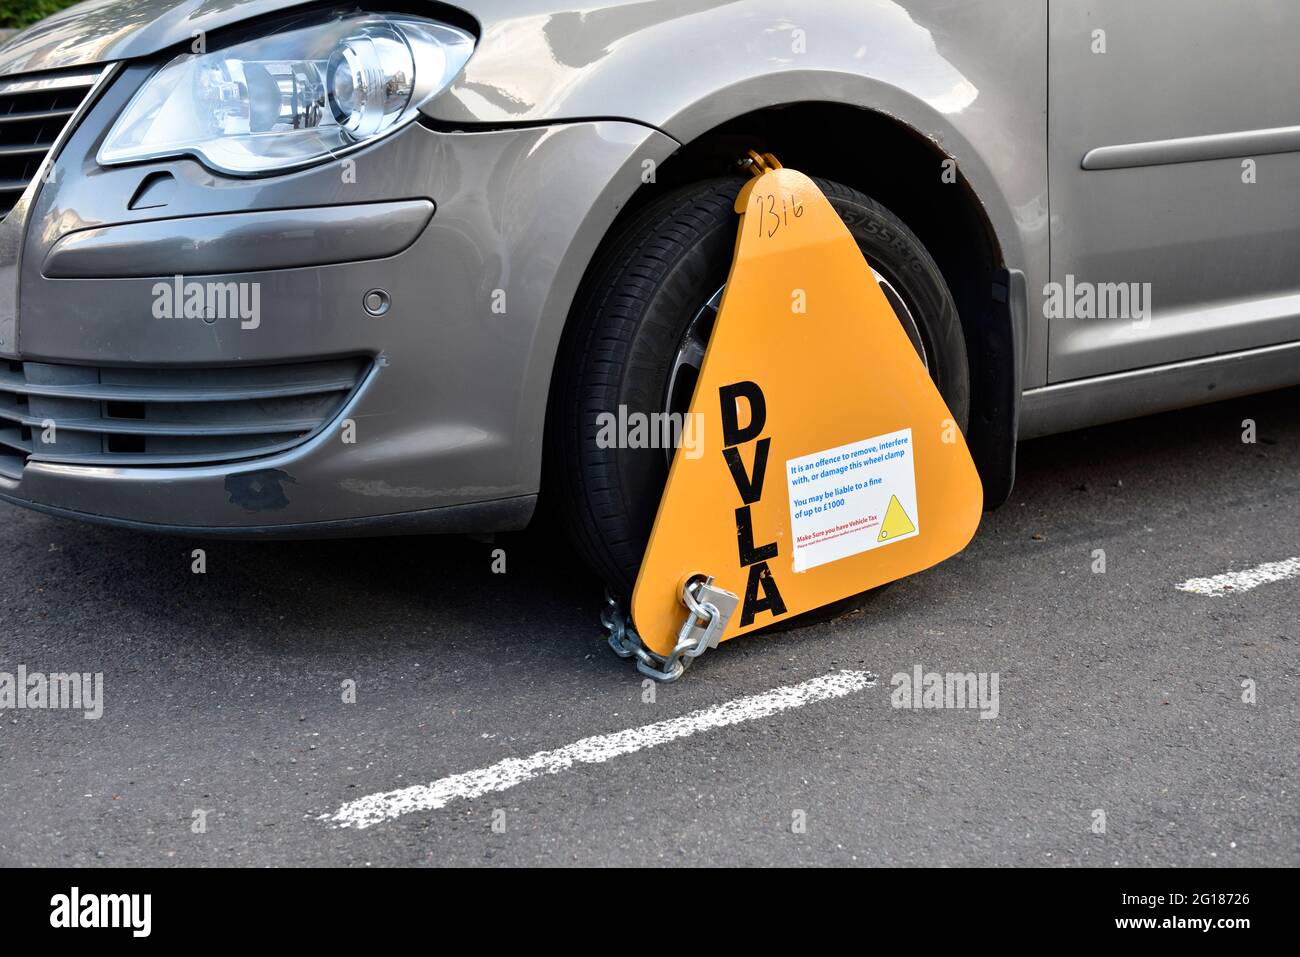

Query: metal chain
[[602, 577, 735, 683]]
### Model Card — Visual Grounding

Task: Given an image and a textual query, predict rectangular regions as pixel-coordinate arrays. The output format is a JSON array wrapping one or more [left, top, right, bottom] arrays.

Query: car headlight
[[98, 12, 474, 176]]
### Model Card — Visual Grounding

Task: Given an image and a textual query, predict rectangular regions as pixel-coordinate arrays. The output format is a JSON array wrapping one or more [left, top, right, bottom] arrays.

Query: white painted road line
[[325, 668, 878, 829], [1176, 556, 1300, 597]]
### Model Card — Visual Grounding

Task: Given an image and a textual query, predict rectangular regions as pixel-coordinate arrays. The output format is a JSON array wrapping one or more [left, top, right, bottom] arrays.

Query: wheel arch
[[543, 99, 1022, 511]]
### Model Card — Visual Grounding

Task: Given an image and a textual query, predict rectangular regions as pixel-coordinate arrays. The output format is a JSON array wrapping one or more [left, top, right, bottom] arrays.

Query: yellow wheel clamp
[[605, 153, 983, 681]]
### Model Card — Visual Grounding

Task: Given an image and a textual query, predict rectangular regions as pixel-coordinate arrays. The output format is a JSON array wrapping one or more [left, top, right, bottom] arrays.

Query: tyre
[[548, 175, 969, 613]]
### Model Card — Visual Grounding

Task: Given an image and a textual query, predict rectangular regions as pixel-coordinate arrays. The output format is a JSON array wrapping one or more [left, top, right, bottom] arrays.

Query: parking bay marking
[[324, 668, 878, 830], [1176, 556, 1300, 597]]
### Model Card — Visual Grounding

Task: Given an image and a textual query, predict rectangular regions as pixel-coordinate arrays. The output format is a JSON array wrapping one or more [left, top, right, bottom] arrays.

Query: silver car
[[1, 0, 1297, 600]]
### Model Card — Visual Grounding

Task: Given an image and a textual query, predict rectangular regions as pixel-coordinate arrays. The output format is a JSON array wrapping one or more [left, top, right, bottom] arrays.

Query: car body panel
[[1047, 0, 1300, 381], [42, 198, 436, 278], [0, 0, 321, 77], [1, 55, 679, 528], [1020, 339, 1300, 440]]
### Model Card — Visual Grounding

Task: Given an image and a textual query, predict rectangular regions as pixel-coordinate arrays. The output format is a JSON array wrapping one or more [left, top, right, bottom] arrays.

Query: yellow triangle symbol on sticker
[[878, 495, 916, 542]]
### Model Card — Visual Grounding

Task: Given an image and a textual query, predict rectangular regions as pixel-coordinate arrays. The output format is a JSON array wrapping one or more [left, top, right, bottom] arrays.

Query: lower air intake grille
[[0, 357, 369, 479], [0, 70, 99, 222]]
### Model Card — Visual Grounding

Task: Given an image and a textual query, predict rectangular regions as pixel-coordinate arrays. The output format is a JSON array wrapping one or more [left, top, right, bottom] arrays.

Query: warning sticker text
[[786, 428, 919, 572]]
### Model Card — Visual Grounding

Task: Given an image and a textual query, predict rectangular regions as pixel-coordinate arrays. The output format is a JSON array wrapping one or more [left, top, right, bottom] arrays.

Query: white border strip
[[1176, 556, 1300, 597], [325, 669, 877, 829]]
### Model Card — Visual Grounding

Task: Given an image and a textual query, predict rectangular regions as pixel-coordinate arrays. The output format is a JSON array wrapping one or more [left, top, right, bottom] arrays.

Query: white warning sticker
[[786, 427, 919, 572]]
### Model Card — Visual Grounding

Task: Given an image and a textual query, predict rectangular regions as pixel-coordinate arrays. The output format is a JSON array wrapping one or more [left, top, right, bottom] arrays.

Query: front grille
[[0, 357, 370, 479], [0, 70, 99, 222]]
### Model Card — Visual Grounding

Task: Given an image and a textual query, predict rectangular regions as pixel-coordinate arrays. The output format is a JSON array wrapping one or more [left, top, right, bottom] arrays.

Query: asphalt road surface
[[1, 389, 1297, 867]]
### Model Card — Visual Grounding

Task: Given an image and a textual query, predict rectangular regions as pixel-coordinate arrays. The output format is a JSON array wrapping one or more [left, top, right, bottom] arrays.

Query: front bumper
[[0, 62, 677, 535]]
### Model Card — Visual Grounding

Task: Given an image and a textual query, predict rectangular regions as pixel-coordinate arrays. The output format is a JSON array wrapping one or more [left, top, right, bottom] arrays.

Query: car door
[[1047, 0, 1300, 382]]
